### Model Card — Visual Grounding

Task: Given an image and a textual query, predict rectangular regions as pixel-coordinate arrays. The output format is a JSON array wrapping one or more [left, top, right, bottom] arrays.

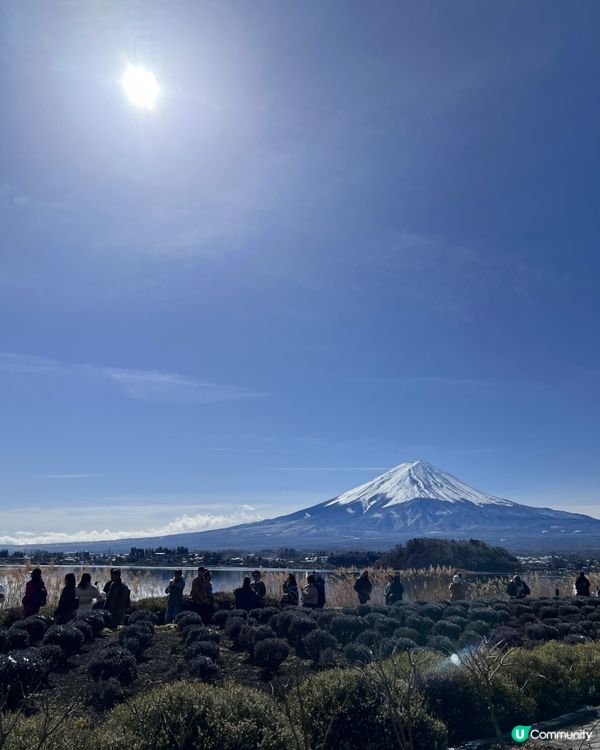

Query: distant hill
[[379, 537, 519, 572]]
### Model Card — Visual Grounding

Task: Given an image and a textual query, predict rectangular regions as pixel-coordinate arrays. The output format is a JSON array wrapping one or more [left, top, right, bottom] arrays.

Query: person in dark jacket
[[384, 574, 404, 605], [314, 572, 326, 608], [251, 571, 266, 606], [55, 573, 78, 624], [165, 570, 185, 624], [575, 571, 591, 597], [104, 568, 131, 627], [234, 577, 261, 611], [22, 568, 48, 617], [507, 575, 530, 599], [354, 571, 372, 604], [281, 573, 299, 607]]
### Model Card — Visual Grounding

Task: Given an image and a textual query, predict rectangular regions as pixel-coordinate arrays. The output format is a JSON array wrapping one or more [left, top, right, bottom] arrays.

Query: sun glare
[[121, 64, 159, 110]]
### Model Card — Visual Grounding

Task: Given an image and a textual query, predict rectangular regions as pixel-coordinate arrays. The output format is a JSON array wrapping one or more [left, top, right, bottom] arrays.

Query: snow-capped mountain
[[24, 460, 600, 553], [326, 461, 515, 509]]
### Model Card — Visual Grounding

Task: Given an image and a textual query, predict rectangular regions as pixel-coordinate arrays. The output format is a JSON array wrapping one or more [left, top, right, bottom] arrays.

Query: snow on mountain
[[327, 460, 514, 510]]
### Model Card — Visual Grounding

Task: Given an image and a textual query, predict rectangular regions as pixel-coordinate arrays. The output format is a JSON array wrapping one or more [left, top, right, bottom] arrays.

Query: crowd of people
[[2, 567, 599, 625]]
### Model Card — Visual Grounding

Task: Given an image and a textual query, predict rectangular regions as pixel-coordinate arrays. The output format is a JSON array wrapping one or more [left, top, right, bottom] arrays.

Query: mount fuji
[[28, 460, 600, 553]]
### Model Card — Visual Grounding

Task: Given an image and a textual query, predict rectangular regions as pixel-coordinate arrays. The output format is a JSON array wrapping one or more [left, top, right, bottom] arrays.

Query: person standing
[[281, 573, 299, 606], [22, 568, 48, 617], [314, 572, 326, 608], [234, 577, 261, 611], [384, 574, 404, 605], [575, 571, 591, 597], [164, 570, 185, 624], [202, 570, 214, 623], [507, 575, 530, 599], [104, 568, 130, 627], [251, 570, 266, 607], [75, 573, 104, 616], [354, 571, 372, 604], [190, 567, 208, 617], [449, 574, 465, 602], [301, 574, 319, 609], [54, 573, 79, 624]]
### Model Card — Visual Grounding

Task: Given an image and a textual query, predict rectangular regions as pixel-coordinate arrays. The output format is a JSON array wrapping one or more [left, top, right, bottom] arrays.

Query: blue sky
[[1, 2, 599, 544]]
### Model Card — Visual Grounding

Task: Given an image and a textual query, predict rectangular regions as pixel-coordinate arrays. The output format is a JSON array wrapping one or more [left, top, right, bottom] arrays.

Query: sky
[[1, 1, 599, 545]]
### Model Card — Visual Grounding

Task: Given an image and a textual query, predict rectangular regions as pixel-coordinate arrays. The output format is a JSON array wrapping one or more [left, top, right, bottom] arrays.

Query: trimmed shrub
[[188, 655, 221, 682], [287, 616, 318, 648], [129, 609, 159, 626], [329, 615, 364, 645], [7, 627, 30, 651], [183, 624, 220, 647], [254, 638, 289, 677], [87, 677, 124, 711], [224, 617, 246, 646], [421, 603, 445, 622], [426, 635, 455, 654], [175, 611, 203, 630], [120, 634, 142, 657], [468, 608, 498, 625], [72, 620, 94, 643], [303, 629, 338, 663], [0, 647, 51, 709], [355, 629, 383, 648], [465, 620, 490, 636], [488, 626, 522, 647], [405, 615, 434, 636], [393, 637, 419, 652], [524, 623, 559, 643], [344, 643, 373, 665], [238, 625, 276, 655], [39, 643, 62, 669], [13, 616, 49, 644], [184, 640, 220, 662], [213, 609, 230, 628], [268, 612, 293, 638], [393, 626, 420, 643], [431, 620, 461, 640], [88, 647, 138, 685], [84, 611, 108, 637], [250, 607, 279, 625], [43, 624, 85, 658]]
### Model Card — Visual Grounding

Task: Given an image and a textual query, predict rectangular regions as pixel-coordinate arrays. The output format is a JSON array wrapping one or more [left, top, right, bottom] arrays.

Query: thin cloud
[[0, 352, 264, 405], [35, 473, 100, 480], [0, 506, 262, 547]]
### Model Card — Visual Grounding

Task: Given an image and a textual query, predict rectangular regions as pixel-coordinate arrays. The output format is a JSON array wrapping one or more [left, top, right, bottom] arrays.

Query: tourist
[[506, 575, 530, 599], [314, 572, 326, 608], [203, 570, 215, 622], [251, 570, 266, 606], [164, 570, 185, 624], [191, 567, 209, 618], [575, 571, 591, 597], [22, 568, 48, 617], [234, 577, 261, 611], [457, 572, 469, 599], [385, 573, 404, 605], [54, 573, 79, 624], [449, 574, 465, 601], [354, 570, 372, 604], [104, 568, 131, 627], [301, 574, 319, 609], [281, 573, 299, 606], [76, 572, 104, 616]]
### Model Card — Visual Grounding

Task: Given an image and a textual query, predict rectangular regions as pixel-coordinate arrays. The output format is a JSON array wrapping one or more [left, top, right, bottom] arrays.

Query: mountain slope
[[17, 460, 600, 553]]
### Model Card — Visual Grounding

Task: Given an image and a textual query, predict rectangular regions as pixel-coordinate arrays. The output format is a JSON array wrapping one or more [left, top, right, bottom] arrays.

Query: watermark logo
[[512, 725, 532, 743], [512, 725, 594, 743]]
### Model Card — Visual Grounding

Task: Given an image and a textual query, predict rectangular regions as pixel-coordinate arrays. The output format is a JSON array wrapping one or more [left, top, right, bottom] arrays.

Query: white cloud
[[0, 505, 262, 546], [0, 352, 264, 404]]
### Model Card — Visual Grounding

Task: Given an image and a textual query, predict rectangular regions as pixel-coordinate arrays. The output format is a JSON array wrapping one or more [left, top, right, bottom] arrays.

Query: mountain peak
[[326, 460, 514, 511]]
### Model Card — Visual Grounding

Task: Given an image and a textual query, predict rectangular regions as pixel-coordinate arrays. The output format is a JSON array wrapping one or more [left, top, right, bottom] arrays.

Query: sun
[[121, 64, 159, 110]]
